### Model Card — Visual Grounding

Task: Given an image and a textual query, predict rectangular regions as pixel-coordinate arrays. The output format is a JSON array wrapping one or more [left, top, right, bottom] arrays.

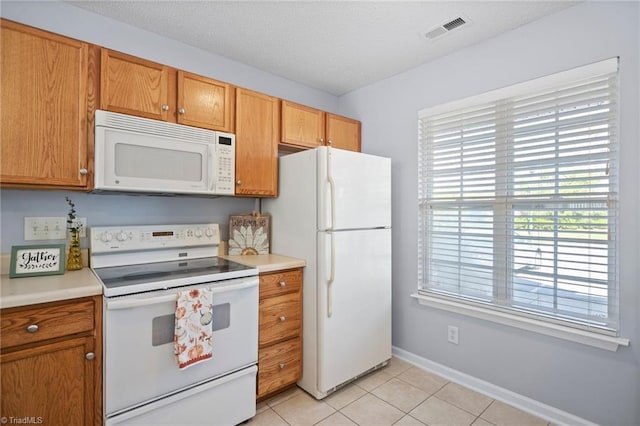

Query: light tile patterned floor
[[249, 357, 551, 426]]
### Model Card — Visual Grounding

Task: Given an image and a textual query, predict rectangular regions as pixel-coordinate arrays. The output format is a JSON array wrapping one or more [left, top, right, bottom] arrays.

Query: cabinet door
[[101, 49, 171, 121], [1, 20, 88, 187], [235, 88, 279, 197], [326, 113, 361, 152], [177, 71, 234, 132], [281, 101, 325, 149], [1, 336, 96, 426]]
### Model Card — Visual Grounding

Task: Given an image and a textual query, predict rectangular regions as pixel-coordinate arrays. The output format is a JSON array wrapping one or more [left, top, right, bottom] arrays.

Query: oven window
[[151, 303, 231, 346]]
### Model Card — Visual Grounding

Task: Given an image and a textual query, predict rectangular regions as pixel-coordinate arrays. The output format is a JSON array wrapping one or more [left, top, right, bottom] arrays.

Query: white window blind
[[418, 58, 619, 334]]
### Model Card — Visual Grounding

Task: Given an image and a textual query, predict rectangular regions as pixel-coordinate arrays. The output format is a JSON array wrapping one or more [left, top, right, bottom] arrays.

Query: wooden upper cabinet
[[281, 101, 325, 149], [326, 113, 361, 152], [100, 49, 171, 121], [235, 88, 279, 197], [100, 49, 234, 132], [280, 100, 361, 152], [1, 20, 89, 188], [177, 71, 234, 132]]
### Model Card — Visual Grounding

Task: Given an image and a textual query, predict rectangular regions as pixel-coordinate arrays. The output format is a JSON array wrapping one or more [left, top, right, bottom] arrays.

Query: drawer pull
[[279, 363, 285, 369], [279, 316, 286, 322], [279, 281, 286, 288], [26, 324, 39, 333], [85, 352, 95, 360]]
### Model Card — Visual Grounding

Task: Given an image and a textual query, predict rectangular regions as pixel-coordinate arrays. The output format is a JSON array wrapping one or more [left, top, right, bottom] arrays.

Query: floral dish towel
[[174, 288, 213, 369]]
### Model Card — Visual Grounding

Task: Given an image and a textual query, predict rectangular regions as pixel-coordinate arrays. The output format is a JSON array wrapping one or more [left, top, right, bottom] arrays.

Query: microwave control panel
[[215, 132, 235, 195]]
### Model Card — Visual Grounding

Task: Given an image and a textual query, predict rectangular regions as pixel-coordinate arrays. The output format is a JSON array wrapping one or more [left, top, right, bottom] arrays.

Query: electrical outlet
[[447, 325, 459, 345], [24, 217, 67, 240], [71, 217, 87, 238]]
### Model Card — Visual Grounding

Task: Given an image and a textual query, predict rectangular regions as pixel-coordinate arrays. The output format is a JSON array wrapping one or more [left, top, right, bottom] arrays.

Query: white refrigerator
[[264, 147, 391, 399]]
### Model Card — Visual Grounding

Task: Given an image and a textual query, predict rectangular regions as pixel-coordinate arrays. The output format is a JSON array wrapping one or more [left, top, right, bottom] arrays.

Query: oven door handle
[[106, 279, 257, 310]]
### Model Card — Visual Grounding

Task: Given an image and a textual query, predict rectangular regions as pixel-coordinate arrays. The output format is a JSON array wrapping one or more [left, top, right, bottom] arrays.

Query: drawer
[[259, 292, 301, 346], [258, 338, 301, 398], [259, 269, 302, 299], [1, 299, 95, 350]]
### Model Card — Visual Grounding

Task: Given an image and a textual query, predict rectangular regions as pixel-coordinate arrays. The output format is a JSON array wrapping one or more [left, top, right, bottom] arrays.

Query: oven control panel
[[90, 223, 221, 253]]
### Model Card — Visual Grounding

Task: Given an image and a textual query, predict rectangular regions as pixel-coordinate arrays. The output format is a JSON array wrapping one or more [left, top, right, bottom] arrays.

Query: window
[[418, 59, 619, 334]]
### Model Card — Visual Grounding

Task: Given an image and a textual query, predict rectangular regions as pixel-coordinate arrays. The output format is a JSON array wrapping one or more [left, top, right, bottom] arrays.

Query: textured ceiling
[[67, 1, 580, 95]]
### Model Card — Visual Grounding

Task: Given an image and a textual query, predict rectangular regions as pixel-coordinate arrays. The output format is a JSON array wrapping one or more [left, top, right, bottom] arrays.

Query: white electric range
[[90, 223, 258, 425]]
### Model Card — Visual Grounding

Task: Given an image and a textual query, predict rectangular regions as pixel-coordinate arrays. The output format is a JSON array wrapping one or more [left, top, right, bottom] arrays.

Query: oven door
[[103, 275, 258, 417]]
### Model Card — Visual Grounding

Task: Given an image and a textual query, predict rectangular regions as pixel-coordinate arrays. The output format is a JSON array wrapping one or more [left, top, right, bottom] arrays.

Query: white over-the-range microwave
[[94, 110, 235, 196]]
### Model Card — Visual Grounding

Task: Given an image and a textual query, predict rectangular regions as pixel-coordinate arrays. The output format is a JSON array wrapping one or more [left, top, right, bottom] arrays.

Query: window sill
[[411, 293, 630, 352]]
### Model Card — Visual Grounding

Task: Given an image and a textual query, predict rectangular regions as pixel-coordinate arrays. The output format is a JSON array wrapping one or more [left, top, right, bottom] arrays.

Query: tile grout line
[[255, 357, 549, 426]]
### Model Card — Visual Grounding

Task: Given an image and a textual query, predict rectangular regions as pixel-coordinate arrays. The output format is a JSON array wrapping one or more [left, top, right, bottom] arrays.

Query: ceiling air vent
[[425, 16, 469, 40], [443, 17, 466, 31]]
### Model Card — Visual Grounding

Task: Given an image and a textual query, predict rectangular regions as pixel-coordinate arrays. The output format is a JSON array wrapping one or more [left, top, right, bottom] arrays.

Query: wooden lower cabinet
[[258, 338, 302, 398], [0, 296, 102, 425], [257, 268, 303, 400]]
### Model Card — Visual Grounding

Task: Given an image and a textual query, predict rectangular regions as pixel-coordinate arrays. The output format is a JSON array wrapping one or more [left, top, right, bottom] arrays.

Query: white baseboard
[[392, 346, 597, 426]]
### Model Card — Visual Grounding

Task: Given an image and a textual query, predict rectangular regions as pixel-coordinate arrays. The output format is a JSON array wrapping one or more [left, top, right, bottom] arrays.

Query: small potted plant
[[66, 196, 83, 270]]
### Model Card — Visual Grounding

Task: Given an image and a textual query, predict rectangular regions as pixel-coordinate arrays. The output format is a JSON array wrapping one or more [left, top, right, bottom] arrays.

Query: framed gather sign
[[10, 244, 66, 278]]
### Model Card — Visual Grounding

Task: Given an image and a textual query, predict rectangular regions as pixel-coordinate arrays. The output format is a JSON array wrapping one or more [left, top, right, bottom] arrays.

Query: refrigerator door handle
[[327, 230, 335, 317]]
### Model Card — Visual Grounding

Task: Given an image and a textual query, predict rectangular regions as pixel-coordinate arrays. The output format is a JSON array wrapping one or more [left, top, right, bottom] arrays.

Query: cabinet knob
[[26, 324, 39, 333], [178, 108, 185, 115], [85, 352, 95, 360], [236, 180, 242, 186], [327, 139, 333, 146], [279, 281, 286, 288], [279, 316, 286, 322], [279, 363, 286, 369], [79, 168, 88, 175], [161, 104, 170, 111], [319, 138, 324, 144]]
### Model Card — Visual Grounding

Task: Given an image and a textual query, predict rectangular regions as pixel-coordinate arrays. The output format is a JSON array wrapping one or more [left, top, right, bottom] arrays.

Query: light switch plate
[[24, 217, 67, 240]]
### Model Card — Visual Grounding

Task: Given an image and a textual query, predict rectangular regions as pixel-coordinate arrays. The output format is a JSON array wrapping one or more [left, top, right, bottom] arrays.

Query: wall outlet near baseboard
[[447, 325, 459, 345]]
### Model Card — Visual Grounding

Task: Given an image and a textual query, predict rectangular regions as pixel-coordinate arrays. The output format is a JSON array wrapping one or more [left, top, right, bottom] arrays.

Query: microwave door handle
[[106, 279, 258, 310], [208, 146, 215, 191]]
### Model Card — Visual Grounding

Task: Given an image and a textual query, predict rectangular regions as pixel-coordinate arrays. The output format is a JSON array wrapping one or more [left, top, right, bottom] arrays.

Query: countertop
[[220, 254, 306, 273], [0, 268, 103, 310], [0, 252, 303, 309]]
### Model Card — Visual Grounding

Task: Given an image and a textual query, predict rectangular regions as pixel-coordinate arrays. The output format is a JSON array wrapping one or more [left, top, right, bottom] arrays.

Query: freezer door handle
[[327, 231, 335, 318], [326, 149, 336, 230]]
